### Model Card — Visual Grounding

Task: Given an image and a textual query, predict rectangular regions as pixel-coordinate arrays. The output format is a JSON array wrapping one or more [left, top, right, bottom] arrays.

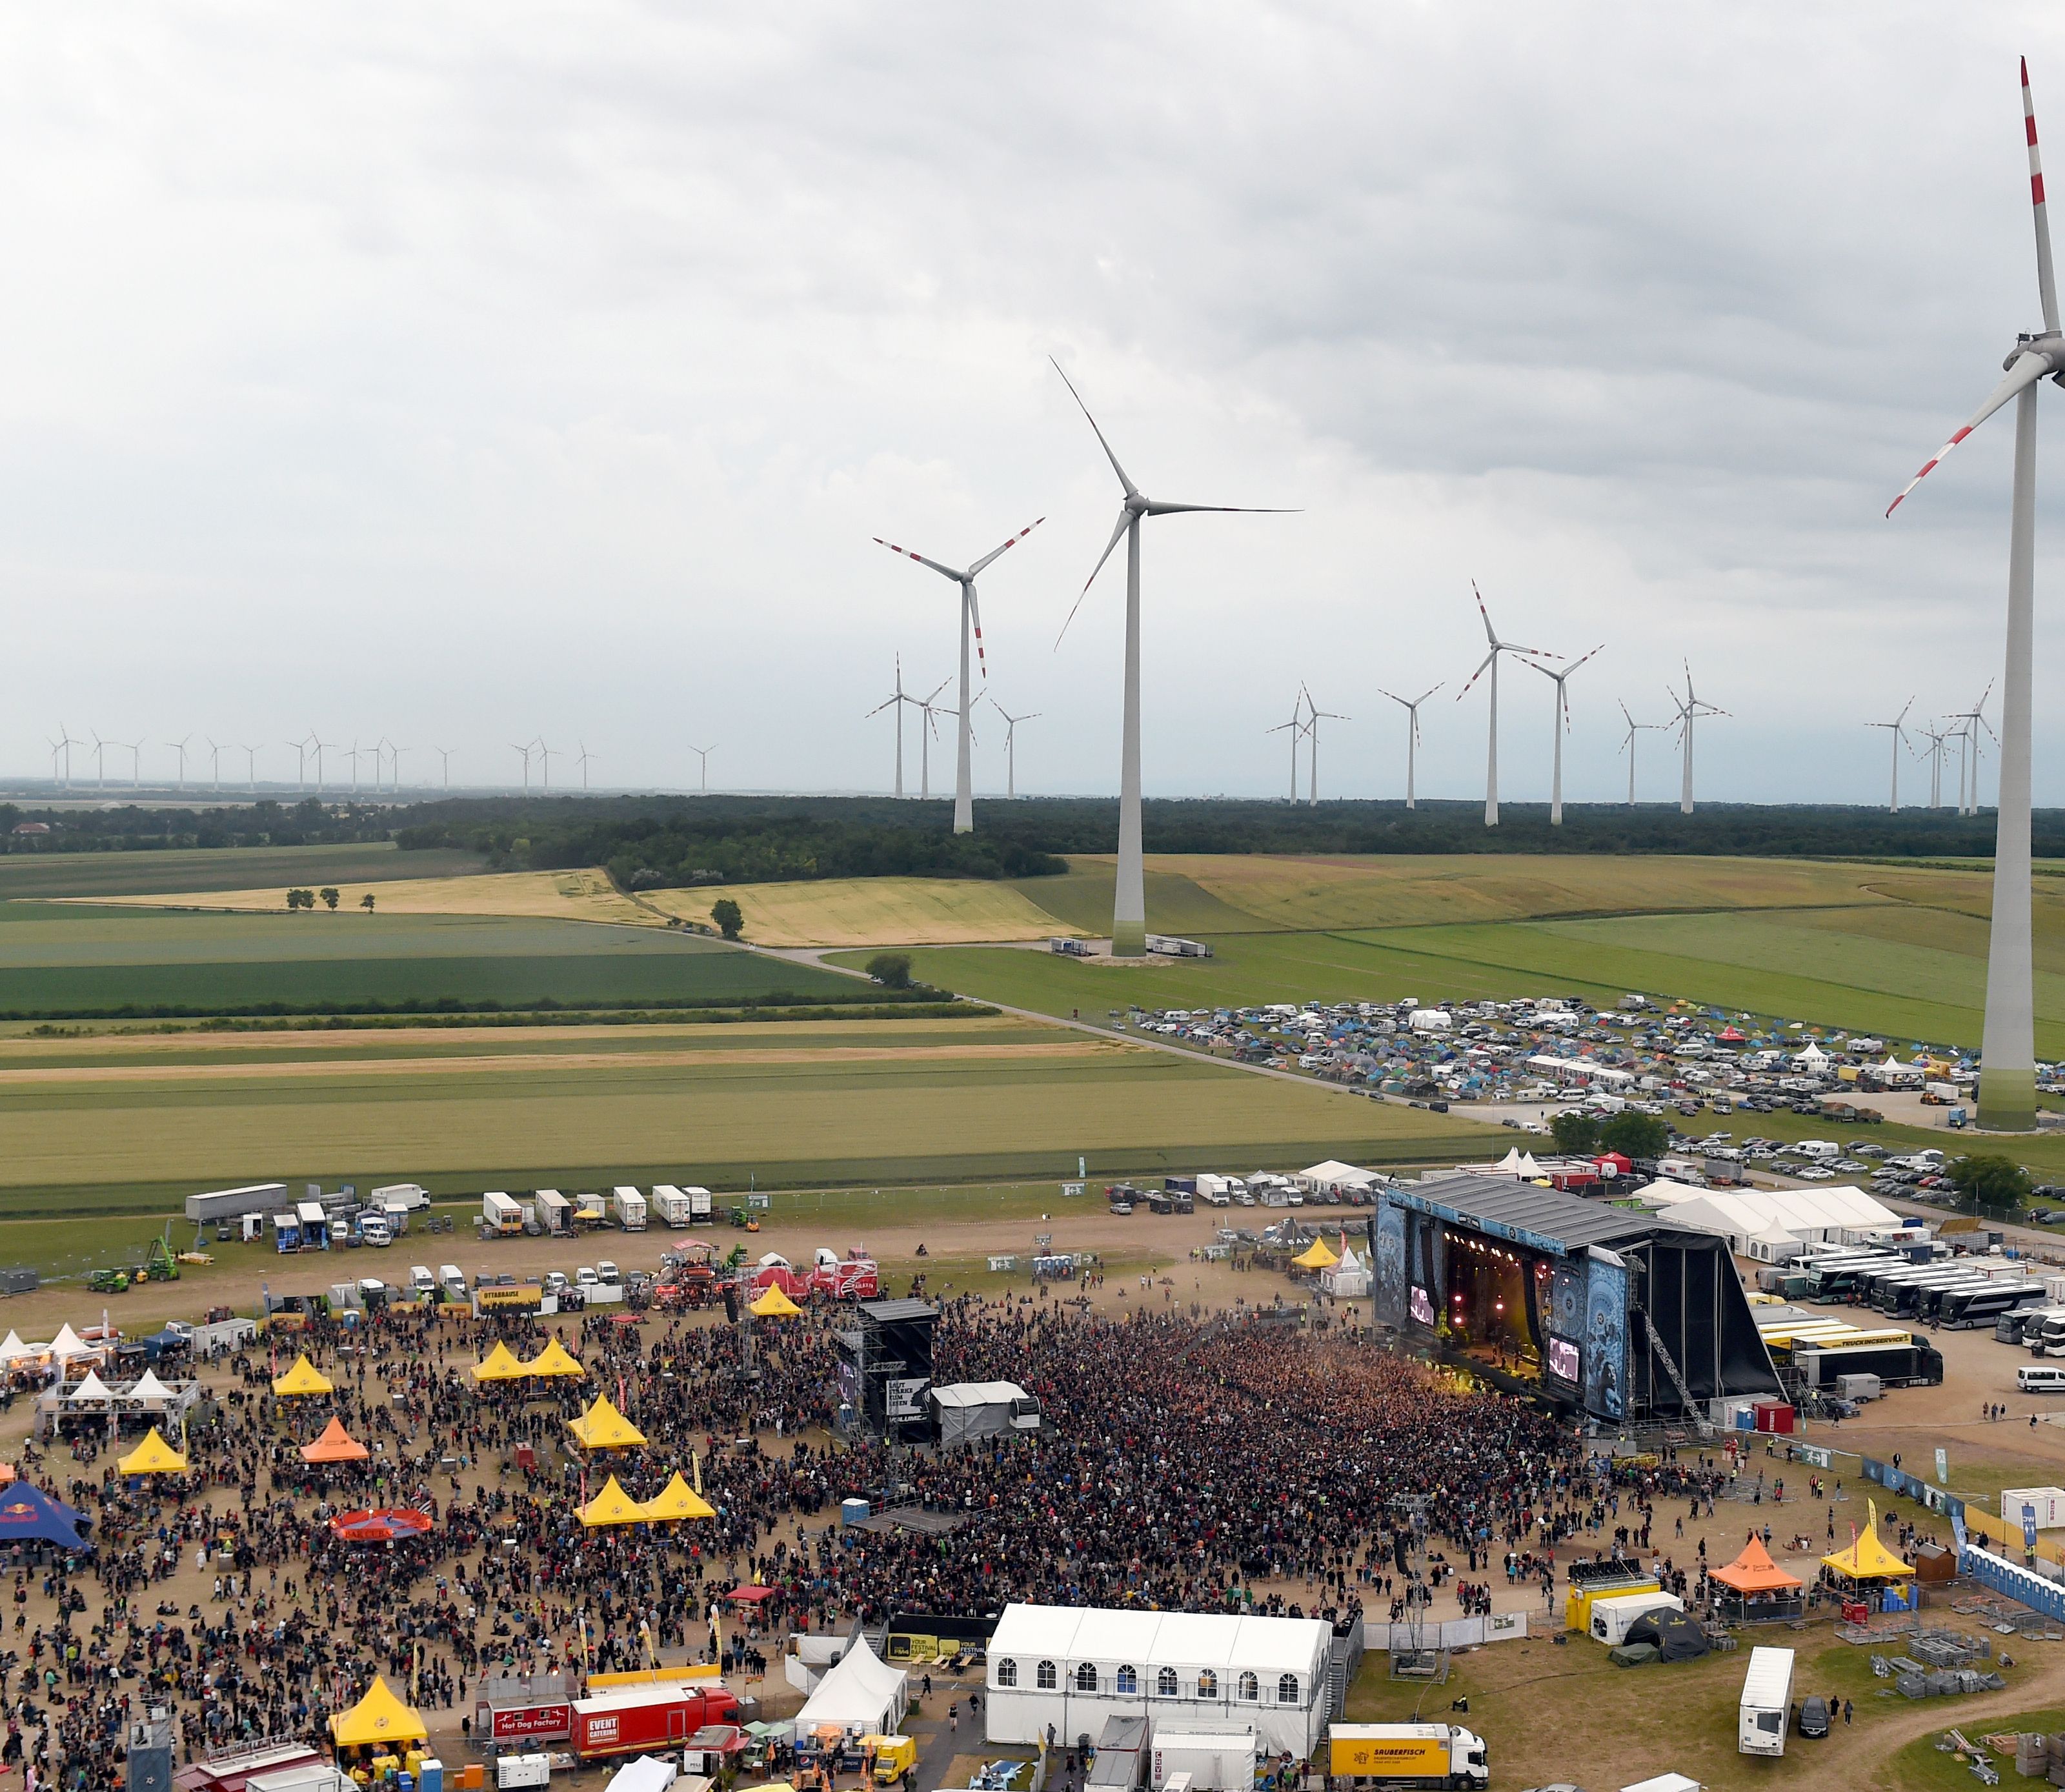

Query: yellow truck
[[1327, 1724, 1487, 1790], [867, 1738, 916, 1786]]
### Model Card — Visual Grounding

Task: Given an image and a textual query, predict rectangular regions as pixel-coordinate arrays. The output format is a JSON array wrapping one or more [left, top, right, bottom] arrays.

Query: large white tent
[[1641, 1184, 1900, 1256], [1296, 1161, 1380, 1198], [794, 1633, 907, 1735], [929, 1382, 1039, 1447], [984, 1604, 1330, 1760]]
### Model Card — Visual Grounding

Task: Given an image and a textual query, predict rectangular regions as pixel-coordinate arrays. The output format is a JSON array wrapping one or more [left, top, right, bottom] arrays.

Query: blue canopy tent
[[0, 1485, 89, 1551]]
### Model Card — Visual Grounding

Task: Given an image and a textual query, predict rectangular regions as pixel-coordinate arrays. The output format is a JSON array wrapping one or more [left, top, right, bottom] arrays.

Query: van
[[408, 1265, 435, 1296], [2019, 1365, 2065, 1393]]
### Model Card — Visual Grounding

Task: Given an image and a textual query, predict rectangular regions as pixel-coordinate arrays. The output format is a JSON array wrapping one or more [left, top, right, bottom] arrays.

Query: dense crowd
[[0, 1290, 1745, 1792]]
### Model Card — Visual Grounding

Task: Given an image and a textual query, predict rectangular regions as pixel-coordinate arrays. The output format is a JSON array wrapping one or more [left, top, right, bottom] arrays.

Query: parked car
[[1796, 1695, 1831, 1740]]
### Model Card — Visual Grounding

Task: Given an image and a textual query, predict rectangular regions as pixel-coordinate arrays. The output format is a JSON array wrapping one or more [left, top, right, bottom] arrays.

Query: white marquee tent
[[1320, 1244, 1371, 1300], [985, 1604, 1331, 1760], [1640, 1183, 1900, 1256], [794, 1633, 907, 1735]]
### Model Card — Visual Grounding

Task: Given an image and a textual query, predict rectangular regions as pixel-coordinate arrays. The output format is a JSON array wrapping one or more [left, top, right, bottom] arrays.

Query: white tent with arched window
[[984, 1604, 1330, 1760]]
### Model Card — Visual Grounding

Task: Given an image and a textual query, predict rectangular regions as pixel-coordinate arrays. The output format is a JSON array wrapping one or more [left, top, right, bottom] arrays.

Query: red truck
[[809, 1253, 880, 1300], [570, 1684, 741, 1760]]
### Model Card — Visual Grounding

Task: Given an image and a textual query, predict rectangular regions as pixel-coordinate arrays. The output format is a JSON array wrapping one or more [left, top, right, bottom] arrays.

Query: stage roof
[[1391, 1173, 1700, 1256]]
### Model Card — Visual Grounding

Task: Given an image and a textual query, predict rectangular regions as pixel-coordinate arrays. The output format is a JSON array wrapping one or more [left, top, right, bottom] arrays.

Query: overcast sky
[[7, 4, 2065, 806]]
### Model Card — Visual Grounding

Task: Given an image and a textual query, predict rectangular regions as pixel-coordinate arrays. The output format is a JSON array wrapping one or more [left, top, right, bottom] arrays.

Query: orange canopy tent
[[1710, 1535, 1803, 1595], [301, 1417, 370, 1464]]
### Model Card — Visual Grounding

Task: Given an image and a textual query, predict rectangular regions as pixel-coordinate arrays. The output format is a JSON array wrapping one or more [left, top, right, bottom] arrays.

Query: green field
[[0, 1014, 1484, 1218], [0, 902, 861, 1014], [0, 841, 483, 898]]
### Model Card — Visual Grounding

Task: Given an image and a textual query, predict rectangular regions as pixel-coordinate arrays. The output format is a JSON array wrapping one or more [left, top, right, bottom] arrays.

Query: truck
[[1738, 1646, 1795, 1757], [650, 1185, 692, 1228], [610, 1187, 649, 1232], [184, 1182, 290, 1225], [483, 1192, 524, 1236], [808, 1249, 880, 1300], [1327, 1724, 1487, 1789], [569, 1684, 741, 1761], [535, 1190, 573, 1237], [685, 1185, 714, 1222], [371, 1183, 430, 1213]]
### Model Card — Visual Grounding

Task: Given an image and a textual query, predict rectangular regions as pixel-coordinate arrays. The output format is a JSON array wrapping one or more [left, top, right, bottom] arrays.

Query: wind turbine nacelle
[[2008, 331, 2065, 375]]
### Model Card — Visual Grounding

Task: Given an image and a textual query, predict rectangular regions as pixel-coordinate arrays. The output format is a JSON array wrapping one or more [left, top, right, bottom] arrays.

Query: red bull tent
[[0, 1485, 88, 1550]]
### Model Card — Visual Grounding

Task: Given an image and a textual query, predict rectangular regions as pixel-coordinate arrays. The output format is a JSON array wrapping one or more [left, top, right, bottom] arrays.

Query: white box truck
[[483, 1192, 523, 1236], [1589, 1591, 1684, 1646], [535, 1190, 572, 1236], [610, 1187, 649, 1232], [1738, 1646, 1795, 1757], [1327, 1725, 1487, 1790], [686, 1185, 714, 1222], [371, 1183, 430, 1213], [650, 1185, 692, 1227], [1151, 1731, 1255, 1791], [1195, 1175, 1231, 1207]]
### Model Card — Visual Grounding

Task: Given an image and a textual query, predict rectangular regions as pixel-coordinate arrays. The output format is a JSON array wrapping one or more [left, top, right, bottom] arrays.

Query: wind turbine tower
[[165, 736, 190, 793], [864, 656, 924, 797], [1617, 702, 1660, 807], [1865, 698, 1916, 812], [241, 745, 261, 793], [1265, 692, 1307, 802], [872, 516, 1042, 833], [1527, 645, 1604, 825], [1300, 685, 1349, 805], [689, 744, 715, 794], [1886, 59, 2065, 1128], [1456, 584, 1555, 827], [1375, 685, 1440, 810], [1665, 665, 1728, 814], [914, 681, 951, 799], [1051, 356, 1293, 954], [984, 699, 1038, 799]]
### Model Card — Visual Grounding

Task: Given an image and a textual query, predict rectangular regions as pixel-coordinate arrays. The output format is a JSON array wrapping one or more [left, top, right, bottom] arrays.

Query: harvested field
[[641, 875, 1086, 946], [77, 866, 652, 926]]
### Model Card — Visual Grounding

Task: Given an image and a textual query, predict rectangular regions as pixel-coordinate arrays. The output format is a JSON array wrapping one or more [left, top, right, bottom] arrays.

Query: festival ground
[[0, 1199, 2060, 1792]]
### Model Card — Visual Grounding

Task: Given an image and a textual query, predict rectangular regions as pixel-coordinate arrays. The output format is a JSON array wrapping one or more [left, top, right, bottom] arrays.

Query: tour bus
[[2030, 1311, 2065, 1358], [1802, 1253, 1898, 1301], [1901, 1274, 1998, 1319], [1999, 1305, 2065, 1346], [1939, 1280, 2048, 1330]]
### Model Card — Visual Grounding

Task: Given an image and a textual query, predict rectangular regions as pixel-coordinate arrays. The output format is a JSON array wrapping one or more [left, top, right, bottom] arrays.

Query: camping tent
[[301, 1417, 370, 1464], [472, 1342, 526, 1383], [1624, 1611, 1710, 1663], [116, 1428, 187, 1476], [0, 1485, 86, 1550], [580, 1475, 649, 1528], [794, 1633, 907, 1735], [568, 1394, 647, 1451], [328, 1677, 428, 1751], [525, 1338, 585, 1378], [271, 1354, 334, 1397], [749, 1285, 802, 1319], [642, 1472, 717, 1522]]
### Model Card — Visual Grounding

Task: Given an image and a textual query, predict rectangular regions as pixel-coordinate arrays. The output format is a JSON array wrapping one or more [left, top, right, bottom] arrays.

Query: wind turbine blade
[[1414, 683, 1443, 706], [865, 696, 899, 718], [2029, 58, 2061, 334], [1055, 510, 1129, 647], [967, 581, 987, 678], [923, 678, 950, 705], [1565, 643, 1606, 675], [967, 516, 1045, 576], [1470, 581, 1498, 647], [872, 537, 965, 581], [1049, 356, 1138, 498], [1886, 352, 2050, 514], [1456, 649, 1497, 698], [1141, 501, 1299, 516]]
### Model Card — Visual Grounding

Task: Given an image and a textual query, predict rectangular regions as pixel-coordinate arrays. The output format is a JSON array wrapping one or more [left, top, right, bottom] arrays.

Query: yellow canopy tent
[[471, 1342, 525, 1383], [524, 1337, 586, 1378], [643, 1471, 717, 1522], [328, 1676, 428, 1750], [117, 1427, 187, 1476], [580, 1474, 649, 1528], [567, 1393, 647, 1451], [1822, 1500, 1917, 1582], [271, 1354, 334, 1398], [749, 1285, 803, 1319], [1291, 1238, 1339, 1271]]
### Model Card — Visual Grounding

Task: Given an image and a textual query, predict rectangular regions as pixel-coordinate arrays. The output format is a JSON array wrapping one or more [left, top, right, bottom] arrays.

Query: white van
[[408, 1265, 435, 1296], [2019, 1365, 2065, 1393]]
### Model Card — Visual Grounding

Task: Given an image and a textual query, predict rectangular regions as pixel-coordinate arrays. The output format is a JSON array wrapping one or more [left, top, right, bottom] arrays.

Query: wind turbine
[[48, 725, 78, 790], [1455, 583, 1555, 827], [311, 738, 335, 794], [537, 740, 558, 793], [510, 742, 534, 794], [122, 738, 145, 790], [1916, 723, 1949, 809], [434, 747, 454, 790], [689, 744, 716, 794], [1265, 693, 1306, 802], [576, 742, 595, 792], [1665, 665, 1728, 814], [872, 517, 1043, 834], [388, 744, 409, 791], [286, 737, 310, 794], [1527, 644, 1604, 825], [165, 736, 190, 793], [343, 741, 363, 796], [241, 744, 261, 793], [1953, 682, 1997, 814], [45, 735, 65, 789], [1886, 58, 2065, 1129], [204, 738, 224, 794], [1300, 685, 1349, 805], [983, 699, 1038, 799], [914, 681, 951, 799], [1617, 702, 1662, 807], [1864, 697, 1916, 812], [1375, 684, 1441, 810], [89, 732, 107, 791], [1051, 356, 1294, 955]]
